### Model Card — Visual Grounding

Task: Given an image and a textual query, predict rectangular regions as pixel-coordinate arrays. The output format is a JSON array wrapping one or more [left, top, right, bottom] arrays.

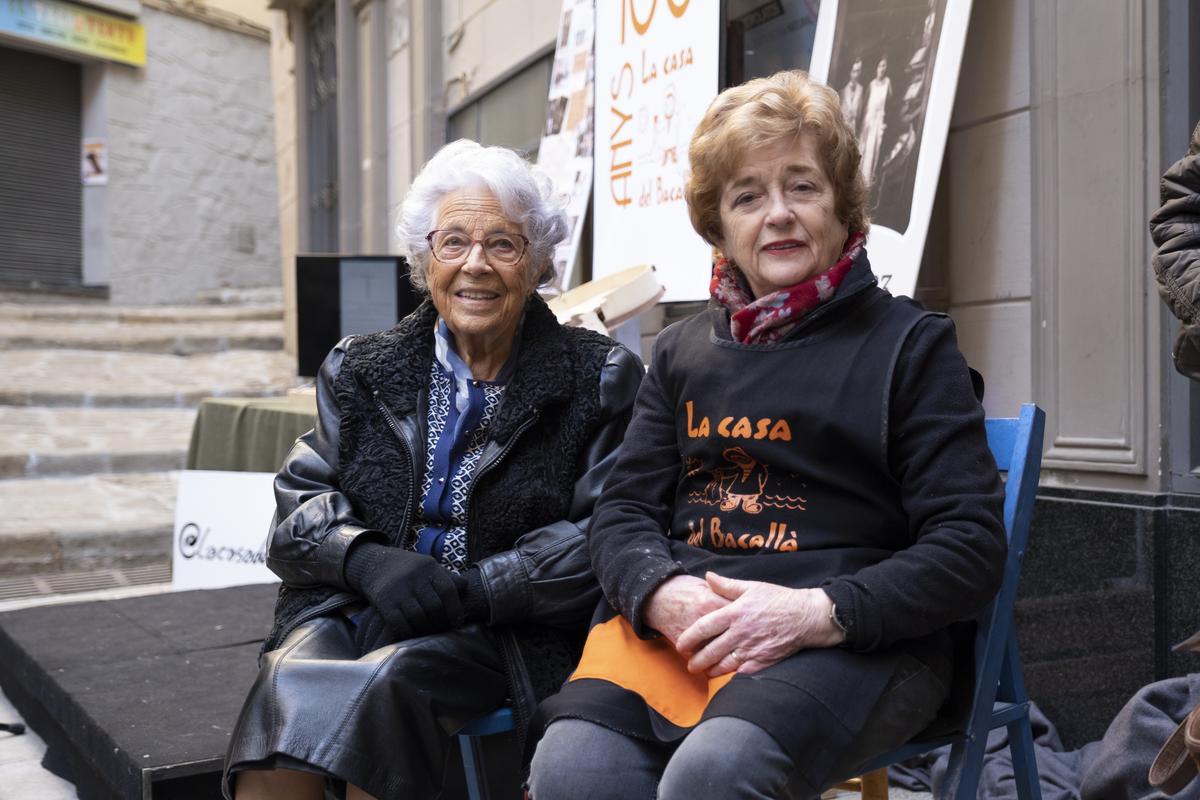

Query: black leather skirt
[[223, 614, 509, 800]]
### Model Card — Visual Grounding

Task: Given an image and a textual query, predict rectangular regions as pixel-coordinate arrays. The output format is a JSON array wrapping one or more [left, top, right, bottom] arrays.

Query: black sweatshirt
[[587, 256, 1007, 653]]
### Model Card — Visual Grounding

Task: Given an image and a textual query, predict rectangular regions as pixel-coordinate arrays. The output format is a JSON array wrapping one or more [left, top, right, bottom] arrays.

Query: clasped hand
[[345, 543, 465, 653], [646, 572, 844, 678]]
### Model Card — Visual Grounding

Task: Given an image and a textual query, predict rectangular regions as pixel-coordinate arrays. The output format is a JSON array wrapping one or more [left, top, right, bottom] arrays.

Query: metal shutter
[[0, 46, 82, 288]]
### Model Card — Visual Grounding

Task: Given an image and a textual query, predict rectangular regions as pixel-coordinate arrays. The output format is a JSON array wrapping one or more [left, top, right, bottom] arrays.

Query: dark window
[[447, 54, 553, 158], [723, 0, 820, 88]]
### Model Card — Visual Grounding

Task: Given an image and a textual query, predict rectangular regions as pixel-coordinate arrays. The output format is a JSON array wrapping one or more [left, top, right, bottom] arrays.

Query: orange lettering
[[685, 400, 711, 437], [768, 419, 792, 441], [730, 417, 753, 438], [621, 0, 655, 42], [610, 62, 634, 100]]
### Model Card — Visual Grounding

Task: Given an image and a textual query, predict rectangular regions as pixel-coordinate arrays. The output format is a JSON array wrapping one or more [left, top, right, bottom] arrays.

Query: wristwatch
[[829, 601, 851, 638]]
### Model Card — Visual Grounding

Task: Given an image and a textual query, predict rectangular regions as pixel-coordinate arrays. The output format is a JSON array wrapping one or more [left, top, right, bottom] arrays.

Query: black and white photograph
[[828, 0, 945, 233], [545, 95, 568, 136]]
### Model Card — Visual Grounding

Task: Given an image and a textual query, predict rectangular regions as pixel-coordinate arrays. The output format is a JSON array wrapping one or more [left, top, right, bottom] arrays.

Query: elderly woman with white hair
[[222, 139, 643, 800]]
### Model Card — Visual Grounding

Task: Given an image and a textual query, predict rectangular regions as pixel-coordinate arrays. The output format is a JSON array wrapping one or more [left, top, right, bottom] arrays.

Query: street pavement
[[0, 690, 77, 800]]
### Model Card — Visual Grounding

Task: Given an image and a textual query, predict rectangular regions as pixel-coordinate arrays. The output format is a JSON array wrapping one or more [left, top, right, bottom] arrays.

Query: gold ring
[[731, 649, 743, 664]]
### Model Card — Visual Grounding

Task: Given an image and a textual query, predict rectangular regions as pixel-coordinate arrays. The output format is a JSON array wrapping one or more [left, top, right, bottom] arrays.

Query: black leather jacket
[[263, 296, 643, 738]]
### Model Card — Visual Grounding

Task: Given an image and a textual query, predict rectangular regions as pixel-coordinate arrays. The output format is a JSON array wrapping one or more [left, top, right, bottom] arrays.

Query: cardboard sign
[[593, 0, 720, 301], [172, 470, 278, 590]]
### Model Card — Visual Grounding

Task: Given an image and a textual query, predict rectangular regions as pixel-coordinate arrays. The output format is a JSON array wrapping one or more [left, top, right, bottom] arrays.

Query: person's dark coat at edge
[[1152, 120, 1200, 379]]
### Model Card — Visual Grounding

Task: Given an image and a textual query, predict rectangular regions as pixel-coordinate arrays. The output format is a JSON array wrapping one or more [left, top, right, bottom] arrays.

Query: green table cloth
[[187, 394, 317, 473]]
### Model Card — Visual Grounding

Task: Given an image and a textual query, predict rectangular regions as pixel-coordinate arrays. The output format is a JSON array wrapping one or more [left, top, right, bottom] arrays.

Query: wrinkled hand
[[675, 572, 845, 677], [642, 574, 730, 645], [344, 543, 466, 641]]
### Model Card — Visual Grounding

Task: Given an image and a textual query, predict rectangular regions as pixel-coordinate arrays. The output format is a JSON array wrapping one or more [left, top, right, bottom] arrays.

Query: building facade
[[0, 0, 279, 303], [267, 0, 1200, 746]]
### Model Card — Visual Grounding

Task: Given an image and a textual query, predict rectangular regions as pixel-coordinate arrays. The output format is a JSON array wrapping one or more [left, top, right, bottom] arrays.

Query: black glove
[[353, 605, 399, 655], [353, 568, 490, 656], [344, 542, 466, 641]]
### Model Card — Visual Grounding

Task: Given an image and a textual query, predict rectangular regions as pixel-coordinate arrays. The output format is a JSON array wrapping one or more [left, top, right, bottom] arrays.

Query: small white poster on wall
[[810, 0, 972, 298], [593, 0, 720, 302], [81, 138, 107, 185], [172, 470, 278, 591]]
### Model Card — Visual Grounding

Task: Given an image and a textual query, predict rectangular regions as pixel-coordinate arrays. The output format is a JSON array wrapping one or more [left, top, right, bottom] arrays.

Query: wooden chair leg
[[859, 767, 889, 800], [829, 767, 889, 800]]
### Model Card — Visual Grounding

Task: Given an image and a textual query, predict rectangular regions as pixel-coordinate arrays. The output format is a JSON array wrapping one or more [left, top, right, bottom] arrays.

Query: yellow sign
[[0, 0, 146, 67]]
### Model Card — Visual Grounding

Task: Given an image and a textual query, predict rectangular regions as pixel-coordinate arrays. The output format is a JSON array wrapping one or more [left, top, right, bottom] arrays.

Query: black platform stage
[[0, 583, 517, 799], [0, 584, 276, 799]]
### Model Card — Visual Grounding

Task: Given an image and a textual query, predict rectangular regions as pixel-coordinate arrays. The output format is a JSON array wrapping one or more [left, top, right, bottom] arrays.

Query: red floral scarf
[[710, 231, 866, 344]]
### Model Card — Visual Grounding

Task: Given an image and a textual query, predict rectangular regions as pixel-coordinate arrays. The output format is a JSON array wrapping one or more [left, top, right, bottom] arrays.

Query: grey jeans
[[528, 652, 947, 800]]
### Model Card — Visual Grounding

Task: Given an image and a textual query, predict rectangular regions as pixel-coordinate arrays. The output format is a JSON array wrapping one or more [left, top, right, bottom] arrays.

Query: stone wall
[[106, 5, 279, 304], [268, 8, 297, 354], [1019, 491, 1200, 748], [937, 0, 1033, 423]]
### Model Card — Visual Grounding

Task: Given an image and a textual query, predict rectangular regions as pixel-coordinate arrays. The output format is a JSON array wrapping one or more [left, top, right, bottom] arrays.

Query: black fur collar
[[345, 294, 576, 443]]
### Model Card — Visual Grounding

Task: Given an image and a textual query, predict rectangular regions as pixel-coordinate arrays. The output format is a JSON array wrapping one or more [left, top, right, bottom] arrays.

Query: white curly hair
[[396, 139, 569, 291]]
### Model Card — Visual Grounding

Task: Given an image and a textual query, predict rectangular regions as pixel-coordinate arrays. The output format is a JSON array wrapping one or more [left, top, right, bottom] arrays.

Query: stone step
[[0, 301, 283, 324], [0, 472, 177, 577], [0, 319, 283, 354], [0, 350, 300, 408], [0, 408, 196, 478]]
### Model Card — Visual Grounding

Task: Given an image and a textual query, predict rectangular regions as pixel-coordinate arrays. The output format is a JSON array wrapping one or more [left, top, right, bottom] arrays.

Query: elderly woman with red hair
[[528, 70, 1007, 800]]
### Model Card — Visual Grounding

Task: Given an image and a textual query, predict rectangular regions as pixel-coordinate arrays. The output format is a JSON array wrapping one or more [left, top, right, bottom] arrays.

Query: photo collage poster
[[537, 0, 596, 293]]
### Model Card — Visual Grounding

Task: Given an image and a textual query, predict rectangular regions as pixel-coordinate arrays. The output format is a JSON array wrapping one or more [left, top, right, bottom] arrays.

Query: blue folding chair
[[842, 402, 1047, 799], [458, 404, 1047, 800], [456, 707, 515, 800]]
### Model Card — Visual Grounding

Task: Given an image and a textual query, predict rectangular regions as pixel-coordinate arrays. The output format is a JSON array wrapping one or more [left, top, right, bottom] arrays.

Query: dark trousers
[[528, 652, 947, 800]]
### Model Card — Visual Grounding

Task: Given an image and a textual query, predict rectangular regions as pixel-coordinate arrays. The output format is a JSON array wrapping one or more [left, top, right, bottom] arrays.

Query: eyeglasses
[[425, 229, 530, 266]]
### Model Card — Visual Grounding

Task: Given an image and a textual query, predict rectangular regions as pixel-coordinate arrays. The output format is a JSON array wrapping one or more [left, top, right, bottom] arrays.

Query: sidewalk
[[0, 690, 75, 800]]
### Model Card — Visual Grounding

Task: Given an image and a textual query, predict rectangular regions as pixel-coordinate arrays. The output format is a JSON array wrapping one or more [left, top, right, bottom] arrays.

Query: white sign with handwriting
[[172, 470, 278, 590]]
